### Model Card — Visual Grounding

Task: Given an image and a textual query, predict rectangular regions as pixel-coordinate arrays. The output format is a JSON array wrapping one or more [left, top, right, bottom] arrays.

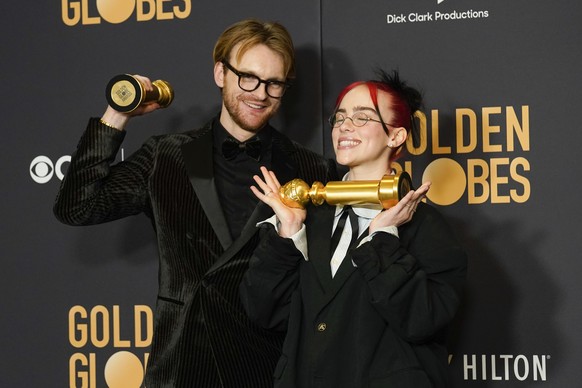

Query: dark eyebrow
[[238, 68, 286, 83]]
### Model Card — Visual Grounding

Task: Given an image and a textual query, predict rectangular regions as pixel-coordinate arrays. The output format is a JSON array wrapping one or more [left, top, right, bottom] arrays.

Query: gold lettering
[[510, 157, 531, 203], [456, 108, 477, 153], [69, 353, 96, 388], [467, 159, 489, 204], [507, 106, 530, 152], [113, 305, 131, 347], [156, 0, 174, 20], [81, 0, 100, 25], [490, 158, 510, 203], [174, 0, 192, 19], [482, 107, 502, 152], [69, 305, 87, 348], [90, 305, 109, 348], [144, 353, 150, 375], [62, 0, 81, 26], [431, 109, 451, 154], [137, 0, 156, 21], [135, 305, 154, 347]]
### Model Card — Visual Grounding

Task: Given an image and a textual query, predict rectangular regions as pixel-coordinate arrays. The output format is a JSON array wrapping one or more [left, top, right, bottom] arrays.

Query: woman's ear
[[214, 61, 225, 88], [390, 127, 408, 148]]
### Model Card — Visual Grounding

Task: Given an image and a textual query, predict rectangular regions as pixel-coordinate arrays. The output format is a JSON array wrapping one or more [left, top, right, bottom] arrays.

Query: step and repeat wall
[[2, 0, 581, 386]]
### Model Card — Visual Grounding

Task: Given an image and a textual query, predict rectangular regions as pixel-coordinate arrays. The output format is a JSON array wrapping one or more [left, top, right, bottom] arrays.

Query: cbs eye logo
[[30, 155, 70, 184]]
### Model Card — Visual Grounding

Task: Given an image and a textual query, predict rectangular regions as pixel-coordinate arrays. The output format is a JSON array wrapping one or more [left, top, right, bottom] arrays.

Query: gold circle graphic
[[96, 0, 136, 24], [422, 158, 466, 206], [104, 351, 144, 388], [109, 80, 138, 108]]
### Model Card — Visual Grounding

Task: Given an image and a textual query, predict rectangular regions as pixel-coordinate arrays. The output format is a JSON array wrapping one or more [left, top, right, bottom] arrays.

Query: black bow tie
[[222, 136, 262, 161]]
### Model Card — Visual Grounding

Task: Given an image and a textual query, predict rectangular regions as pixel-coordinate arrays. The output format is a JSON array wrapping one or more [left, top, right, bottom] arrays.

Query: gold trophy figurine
[[105, 74, 174, 113], [279, 172, 413, 209]]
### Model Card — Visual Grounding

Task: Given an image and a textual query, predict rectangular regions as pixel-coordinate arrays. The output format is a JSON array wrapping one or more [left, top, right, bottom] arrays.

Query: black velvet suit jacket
[[54, 117, 336, 387], [240, 202, 467, 388]]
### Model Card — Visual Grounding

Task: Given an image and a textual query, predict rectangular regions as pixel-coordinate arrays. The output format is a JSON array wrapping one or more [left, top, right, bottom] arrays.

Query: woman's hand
[[251, 166, 306, 238], [369, 181, 431, 233]]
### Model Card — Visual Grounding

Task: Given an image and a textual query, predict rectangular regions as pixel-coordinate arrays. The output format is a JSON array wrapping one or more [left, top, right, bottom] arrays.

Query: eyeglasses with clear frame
[[221, 60, 291, 99], [329, 111, 395, 129]]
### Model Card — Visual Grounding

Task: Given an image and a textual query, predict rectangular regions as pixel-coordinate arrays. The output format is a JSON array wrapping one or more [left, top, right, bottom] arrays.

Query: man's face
[[215, 43, 286, 140]]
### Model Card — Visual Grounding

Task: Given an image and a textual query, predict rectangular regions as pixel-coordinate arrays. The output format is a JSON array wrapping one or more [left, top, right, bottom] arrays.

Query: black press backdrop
[[2, 0, 581, 386]]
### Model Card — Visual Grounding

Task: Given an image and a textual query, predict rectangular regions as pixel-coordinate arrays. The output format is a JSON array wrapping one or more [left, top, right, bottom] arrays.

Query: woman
[[240, 70, 467, 388]]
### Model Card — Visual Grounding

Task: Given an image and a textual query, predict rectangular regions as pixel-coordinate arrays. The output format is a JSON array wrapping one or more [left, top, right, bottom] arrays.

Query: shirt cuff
[[257, 215, 309, 261], [356, 225, 399, 248], [351, 226, 399, 269]]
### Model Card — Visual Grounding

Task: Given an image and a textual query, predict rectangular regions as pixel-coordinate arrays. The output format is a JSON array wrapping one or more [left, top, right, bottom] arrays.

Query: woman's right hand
[[251, 166, 306, 238], [369, 181, 431, 233]]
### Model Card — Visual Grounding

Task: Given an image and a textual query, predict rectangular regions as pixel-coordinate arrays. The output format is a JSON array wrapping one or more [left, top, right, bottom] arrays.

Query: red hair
[[333, 80, 412, 130], [332, 80, 413, 162]]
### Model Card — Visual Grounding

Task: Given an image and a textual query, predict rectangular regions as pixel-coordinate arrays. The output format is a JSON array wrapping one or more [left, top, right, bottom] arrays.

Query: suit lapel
[[331, 225, 369, 294], [328, 250, 358, 298], [207, 201, 272, 273], [181, 126, 233, 250], [307, 205, 364, 305]]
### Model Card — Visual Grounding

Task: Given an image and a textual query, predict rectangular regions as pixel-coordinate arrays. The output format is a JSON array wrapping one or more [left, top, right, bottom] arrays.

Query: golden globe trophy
[[105, 74, 174, 113], [279, 172, 413, 209]]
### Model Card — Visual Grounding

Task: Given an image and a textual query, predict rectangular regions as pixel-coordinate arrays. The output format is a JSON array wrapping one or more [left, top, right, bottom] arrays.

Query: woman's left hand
[[251, 166, 306, 238], [369, 181, 431, 233]]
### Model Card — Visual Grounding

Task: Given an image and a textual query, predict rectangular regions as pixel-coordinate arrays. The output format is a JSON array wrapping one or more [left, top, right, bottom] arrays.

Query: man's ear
[[214, 61, 225, 88]]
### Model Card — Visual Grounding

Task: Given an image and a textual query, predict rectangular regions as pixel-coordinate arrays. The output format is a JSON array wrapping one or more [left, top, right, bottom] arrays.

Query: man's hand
[[100, 74, 162, 131]]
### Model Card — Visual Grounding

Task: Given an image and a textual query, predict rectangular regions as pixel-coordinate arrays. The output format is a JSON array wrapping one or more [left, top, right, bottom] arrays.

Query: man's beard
[[222, 90, 279, 132]]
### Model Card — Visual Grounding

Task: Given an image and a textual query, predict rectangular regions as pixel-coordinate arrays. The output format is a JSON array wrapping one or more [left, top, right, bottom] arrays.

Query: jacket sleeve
[[239, 224, 303, 332], [53, 118, 154, 226], [351, 203, 467, 343]]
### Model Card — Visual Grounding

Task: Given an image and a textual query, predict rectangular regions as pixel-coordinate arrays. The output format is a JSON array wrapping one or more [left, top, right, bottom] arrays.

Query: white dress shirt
[[260, 203, 398, 278], [260, 172, 400, 278]]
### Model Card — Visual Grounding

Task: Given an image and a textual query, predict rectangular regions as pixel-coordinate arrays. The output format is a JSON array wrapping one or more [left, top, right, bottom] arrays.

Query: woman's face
[[331, 85, 399, 177]]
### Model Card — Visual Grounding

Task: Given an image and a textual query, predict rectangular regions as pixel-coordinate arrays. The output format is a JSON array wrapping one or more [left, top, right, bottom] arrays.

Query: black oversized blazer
[[241, 201, 467, 388], [54, 117, 336, 387]]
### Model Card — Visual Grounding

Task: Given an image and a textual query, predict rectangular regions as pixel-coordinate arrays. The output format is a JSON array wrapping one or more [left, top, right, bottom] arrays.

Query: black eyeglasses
[[329, 111, 394, 128], [221, 60, 291, 99]]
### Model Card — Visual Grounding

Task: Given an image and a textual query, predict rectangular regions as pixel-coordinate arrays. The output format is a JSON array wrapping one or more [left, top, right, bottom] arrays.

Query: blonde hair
[[213, 18, 295, 79]]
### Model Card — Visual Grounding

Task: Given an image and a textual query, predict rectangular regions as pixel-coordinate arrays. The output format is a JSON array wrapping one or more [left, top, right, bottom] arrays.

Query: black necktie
[[330, 206, 359, 255], [222, 136, 262, 161]]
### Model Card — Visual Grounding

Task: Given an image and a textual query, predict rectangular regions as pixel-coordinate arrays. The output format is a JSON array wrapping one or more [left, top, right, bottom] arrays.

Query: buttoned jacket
[[240, 202, 467, 388]]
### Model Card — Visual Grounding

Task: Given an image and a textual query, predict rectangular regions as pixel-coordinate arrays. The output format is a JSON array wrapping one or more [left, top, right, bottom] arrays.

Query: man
[[54, 19, 336, 387]]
